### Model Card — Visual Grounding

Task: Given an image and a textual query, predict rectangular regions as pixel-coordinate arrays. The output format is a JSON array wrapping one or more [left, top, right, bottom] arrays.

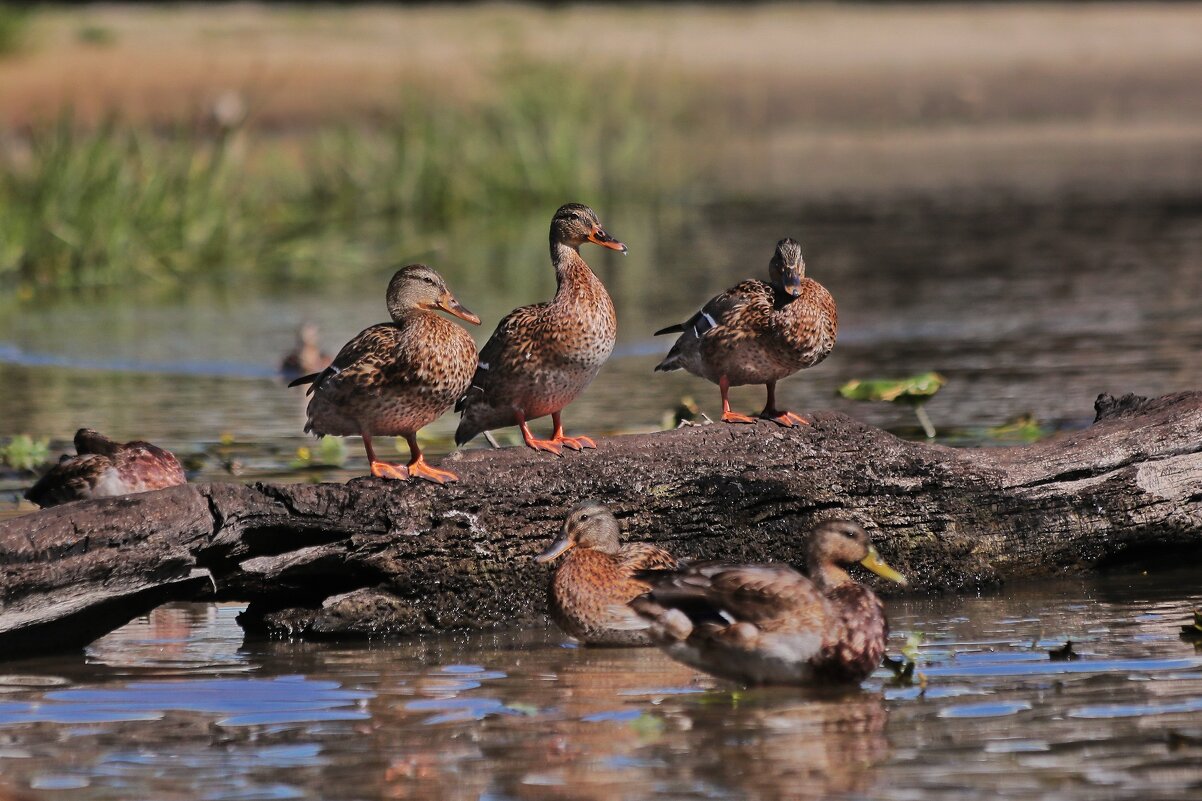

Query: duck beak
[[587, 226, 628, 254], [782, 272, 803, 297], [437, 294, 481, 325], [860, 546, 908, 586], [536, 535, 575, 563]]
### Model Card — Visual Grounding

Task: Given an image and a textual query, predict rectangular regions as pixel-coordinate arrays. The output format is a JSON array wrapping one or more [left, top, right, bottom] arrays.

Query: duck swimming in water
[[25, 428, 187, 508], [630, 520, 906, 686], [536, 500, 678, 646], [654, 238, 836, 427], [290, 265, 480, 484], [455, 203, 626, 454]]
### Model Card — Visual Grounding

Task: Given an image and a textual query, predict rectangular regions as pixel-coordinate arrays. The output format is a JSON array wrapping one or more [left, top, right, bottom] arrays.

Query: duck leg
[[403, 433, 459, 484], [362, 433, 409, 480], [719, 376, 757, 424], [759, 381, 810, 427], [515, 410, 564, 455], [551, 411, 596, 450]]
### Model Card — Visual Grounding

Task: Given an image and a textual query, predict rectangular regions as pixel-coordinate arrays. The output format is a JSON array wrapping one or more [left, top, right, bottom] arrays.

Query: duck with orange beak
[[455, 203, 626, 454], [290, 264, 480, 483]]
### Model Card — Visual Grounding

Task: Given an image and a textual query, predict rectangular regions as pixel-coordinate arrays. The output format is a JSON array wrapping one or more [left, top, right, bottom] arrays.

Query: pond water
[[0, 569, 1197, 800], [2, 194, 1201, 503]]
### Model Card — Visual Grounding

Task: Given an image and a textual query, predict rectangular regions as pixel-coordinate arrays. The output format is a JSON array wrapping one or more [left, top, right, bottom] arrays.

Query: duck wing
[[636, 562, 823, 629], [454, 303, 547, 413], [654, 281, 776, 372]]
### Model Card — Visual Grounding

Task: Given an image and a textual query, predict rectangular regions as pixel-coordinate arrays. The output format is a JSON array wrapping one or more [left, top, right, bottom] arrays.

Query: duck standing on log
[[25, 428, 187, 508], [289, 265, 480, 484], [536, 500, 678, 646], [454, 203, 626, 455], [630, 520, 906, 686], [654, 238, 837, 427]]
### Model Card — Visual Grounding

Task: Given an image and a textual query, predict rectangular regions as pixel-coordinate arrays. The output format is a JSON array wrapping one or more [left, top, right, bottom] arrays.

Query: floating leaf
[[838, 373, 946, 438], [0, 435, 50, 472], [838, 372, 946, 405], [988, 413, 1049, 443]]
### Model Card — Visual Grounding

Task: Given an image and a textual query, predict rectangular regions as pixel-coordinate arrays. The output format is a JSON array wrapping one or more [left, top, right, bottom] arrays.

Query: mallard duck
[[630, 520, 906, 686], [454, 203, 626, 454], [280, 322, 333, 379], [25, 428, 187, 508], [536, 500, 678, 646], [654, 238, 836, 427], [289, 264, 480, 484]]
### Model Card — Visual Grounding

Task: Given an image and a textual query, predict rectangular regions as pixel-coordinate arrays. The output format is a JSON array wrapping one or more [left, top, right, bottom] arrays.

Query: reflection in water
[[0, 571, 1198, 799]]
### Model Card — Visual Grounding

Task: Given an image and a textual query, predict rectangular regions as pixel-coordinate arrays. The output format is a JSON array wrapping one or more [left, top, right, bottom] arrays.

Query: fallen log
[[2, 391, 1200, 656]]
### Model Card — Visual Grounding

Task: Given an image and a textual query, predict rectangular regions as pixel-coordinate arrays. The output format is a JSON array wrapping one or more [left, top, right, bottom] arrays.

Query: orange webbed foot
[[523, 437, 564, 456], [721, 410, 758, 425], [761, 409, 810, 428], [370, 461, 410, 480], [554, 434, 596, 451], [407, 457, 459, 485]]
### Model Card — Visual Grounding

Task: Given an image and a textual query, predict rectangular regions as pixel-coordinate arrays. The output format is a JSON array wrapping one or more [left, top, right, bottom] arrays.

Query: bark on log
[[2, 391, 1201, 656]]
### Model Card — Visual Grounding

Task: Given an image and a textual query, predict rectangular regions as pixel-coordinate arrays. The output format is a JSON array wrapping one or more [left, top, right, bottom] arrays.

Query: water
[[2, 196, 1200, 503], [0, 570, 1195, 799]]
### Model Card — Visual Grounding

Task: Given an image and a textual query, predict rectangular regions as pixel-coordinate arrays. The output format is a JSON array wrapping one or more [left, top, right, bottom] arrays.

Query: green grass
[[0, 62, 694, 295]]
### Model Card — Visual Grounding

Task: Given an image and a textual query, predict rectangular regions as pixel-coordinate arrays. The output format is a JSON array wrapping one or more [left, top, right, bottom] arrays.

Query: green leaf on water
[[0, 435, 50, 472], [987, 413, 1049, 443], [837, 372, 946, 405]]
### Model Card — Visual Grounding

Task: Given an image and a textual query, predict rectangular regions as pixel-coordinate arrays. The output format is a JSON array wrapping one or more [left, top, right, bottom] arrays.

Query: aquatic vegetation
[[0, 434, 50, 472], [838, 372, 947, 438], [987, 413, 1049, 443]]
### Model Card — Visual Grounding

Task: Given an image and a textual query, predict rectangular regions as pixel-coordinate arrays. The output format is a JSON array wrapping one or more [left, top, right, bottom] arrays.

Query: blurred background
[[2, 2, 1201, 500]]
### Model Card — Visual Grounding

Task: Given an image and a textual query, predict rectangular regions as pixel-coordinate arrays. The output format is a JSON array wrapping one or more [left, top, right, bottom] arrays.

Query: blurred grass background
[[2, 3, 1201, 296]]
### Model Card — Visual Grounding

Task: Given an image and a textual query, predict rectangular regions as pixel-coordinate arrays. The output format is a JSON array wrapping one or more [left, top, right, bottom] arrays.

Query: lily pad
[[837, 372, 946, 405]]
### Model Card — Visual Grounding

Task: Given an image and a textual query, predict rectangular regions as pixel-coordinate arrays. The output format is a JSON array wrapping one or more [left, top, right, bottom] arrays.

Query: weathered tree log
[[2, 391, 1201, 656]]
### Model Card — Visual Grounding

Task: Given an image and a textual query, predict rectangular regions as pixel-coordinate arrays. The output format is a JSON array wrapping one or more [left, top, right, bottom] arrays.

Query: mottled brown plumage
[[536, 500, 678, 646], [25, 428, 186, 508], [455, 203, 626, 454], [289, 265, 480, 483], [655, 238, 837, 426], [630, 520, 906, 686], [280, 322, 333, 379]]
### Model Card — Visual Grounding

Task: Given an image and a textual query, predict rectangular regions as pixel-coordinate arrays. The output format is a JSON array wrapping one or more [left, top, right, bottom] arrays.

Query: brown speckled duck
[[536, 500, 678, 646], [280, 322, 333, 379], [25, 428, 186, 508], [630, 520, 906, 686], [654, 238, 837, 427], [454, 203, 626, 454], [289, 265, 479, 484]]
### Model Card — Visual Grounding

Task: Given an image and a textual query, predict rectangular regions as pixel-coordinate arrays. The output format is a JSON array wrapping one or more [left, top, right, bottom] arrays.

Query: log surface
[[2, 391, 1201, 656]]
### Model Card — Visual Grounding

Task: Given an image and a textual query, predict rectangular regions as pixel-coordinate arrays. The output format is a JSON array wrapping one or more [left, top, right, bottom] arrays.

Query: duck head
[[550, 203, 627, 254], [807, 519, 908, 587], [386, 264, 480, 325], [536, 500, 622, 562], [769, 238, 805, 297]]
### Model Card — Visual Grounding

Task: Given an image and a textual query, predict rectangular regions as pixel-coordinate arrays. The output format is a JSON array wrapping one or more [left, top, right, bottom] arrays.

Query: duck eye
[[578, 514, 590, 522]]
